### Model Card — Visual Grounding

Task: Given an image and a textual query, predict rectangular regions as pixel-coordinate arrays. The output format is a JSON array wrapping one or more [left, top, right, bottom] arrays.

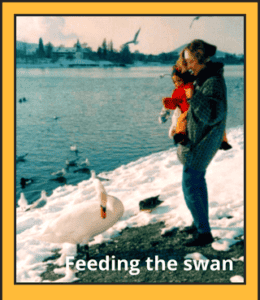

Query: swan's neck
[[99, 191, 107, 207]]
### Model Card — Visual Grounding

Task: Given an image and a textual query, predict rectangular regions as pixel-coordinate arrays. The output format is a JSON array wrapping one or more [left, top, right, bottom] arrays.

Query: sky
[[16, 16, 244, 55]]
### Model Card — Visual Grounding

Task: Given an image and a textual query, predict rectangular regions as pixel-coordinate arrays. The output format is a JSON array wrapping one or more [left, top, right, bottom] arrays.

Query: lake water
[[16, 65, 244, 204]]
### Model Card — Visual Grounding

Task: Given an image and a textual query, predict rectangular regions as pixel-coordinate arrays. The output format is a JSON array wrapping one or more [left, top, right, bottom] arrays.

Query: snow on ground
[[16, 126, 244, 282], [230, 275, 244, 283]]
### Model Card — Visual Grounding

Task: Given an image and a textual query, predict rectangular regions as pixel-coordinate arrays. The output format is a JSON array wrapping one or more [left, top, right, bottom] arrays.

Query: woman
[[177, 40, 227, 247]]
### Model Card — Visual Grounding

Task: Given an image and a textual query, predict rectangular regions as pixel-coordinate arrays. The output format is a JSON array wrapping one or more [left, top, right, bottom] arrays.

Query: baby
[[160, 63, 232, 150]]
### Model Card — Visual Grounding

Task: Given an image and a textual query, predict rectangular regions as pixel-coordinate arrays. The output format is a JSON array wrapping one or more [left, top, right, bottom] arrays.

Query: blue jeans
[[182, 166, 211, 234]]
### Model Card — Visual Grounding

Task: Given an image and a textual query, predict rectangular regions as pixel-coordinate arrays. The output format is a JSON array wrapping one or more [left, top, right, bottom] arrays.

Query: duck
[[139, 195, 163, 212], [66, 158, 79, 168], [72, 158, 91, 173], [50, 168, 66, 177], [50, 168, 66, 183], [20, 177, 33, 189], [70, 145, 79, 155], [73, 167, 90, 174], [16, 153, 28, 163], [26, 191, 48, 211], [79, 158, 90, 167], [36, 171, 124, 260]]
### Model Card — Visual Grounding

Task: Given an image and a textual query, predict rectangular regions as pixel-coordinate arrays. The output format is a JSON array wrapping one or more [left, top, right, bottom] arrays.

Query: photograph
[[15, 14, 245, 284], [1, 2, 257, 300]]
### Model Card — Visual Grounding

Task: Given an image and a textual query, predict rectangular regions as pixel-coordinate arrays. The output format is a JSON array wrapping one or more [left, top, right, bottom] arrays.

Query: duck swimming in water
[[66, 158, 79, 168], [20, 177, 33, 189], [70, 145, 79, 155], [16, 153, 28, 163]]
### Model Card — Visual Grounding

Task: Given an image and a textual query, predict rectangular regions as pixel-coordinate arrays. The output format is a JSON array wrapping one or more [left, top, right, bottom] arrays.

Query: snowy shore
[[16, 126, 244, 283]]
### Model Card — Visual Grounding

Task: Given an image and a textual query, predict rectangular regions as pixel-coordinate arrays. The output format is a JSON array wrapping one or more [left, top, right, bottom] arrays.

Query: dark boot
[[184, 232, 214, 247], [179, 222, 197, 234], [219, 141, 232, 150], [173, 133, 189, 145]]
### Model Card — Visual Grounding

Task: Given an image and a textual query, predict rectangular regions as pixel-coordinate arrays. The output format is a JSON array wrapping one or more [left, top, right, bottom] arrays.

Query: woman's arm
[[188, 77, 226, 126]]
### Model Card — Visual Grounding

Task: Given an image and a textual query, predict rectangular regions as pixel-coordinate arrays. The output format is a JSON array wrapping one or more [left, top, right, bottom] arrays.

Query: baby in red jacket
[[161, 66, 232, 150]]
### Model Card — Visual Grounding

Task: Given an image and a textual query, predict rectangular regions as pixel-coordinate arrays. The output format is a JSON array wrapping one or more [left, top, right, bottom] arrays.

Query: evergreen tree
[[38, 38, 45, 58], [108, 41, 113, 52], [101, 39, 107, 59], [97, 47, 102, 59], [120, 45, 133, 64], [107, 40, 114, 61], [45, 42, 53, 58]]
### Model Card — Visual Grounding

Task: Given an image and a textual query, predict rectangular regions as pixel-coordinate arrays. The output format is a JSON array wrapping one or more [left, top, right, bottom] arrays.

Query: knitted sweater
[[177, 62, 227, 171]]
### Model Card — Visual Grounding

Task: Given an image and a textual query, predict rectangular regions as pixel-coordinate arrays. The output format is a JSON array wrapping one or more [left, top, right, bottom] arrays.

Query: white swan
[[36, 171, 124, 254]]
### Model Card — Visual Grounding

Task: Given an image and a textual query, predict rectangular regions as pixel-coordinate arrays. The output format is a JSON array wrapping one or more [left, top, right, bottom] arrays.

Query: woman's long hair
[[186, 39, 217, 64]]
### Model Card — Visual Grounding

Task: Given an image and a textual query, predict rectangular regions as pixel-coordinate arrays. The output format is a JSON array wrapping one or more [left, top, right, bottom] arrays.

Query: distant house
[[75, 39, 83, 59], [52, 47, 75, 59], [53, 40, 88, 60]]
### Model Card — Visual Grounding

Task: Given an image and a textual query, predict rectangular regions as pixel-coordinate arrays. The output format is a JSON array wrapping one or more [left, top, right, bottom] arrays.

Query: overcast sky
[[16, 16, 244, 55]]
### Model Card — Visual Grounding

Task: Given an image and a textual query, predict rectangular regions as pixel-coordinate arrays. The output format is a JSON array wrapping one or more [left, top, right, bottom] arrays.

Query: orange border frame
[[2, 2, 258, 300]]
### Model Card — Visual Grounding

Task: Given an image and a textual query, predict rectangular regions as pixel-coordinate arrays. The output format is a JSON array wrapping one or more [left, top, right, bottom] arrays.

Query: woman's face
[[185, 50, 205, 76]]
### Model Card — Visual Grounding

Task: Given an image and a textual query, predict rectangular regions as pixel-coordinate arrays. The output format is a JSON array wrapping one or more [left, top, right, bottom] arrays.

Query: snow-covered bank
[[16, 126, 244, 283]]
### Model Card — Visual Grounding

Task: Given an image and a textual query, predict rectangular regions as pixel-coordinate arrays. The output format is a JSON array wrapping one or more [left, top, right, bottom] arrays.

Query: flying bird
[[123, 28, 141, 46], [190, 16, 201, 29], [159, 74, 171, 78]]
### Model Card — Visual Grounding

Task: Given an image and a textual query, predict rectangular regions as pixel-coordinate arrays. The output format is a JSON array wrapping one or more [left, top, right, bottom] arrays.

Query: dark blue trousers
[[182, 165, 211, 234]]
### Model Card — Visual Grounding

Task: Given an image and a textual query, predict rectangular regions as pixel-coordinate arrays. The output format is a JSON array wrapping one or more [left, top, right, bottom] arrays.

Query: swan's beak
[[101, 205, 106, 219]]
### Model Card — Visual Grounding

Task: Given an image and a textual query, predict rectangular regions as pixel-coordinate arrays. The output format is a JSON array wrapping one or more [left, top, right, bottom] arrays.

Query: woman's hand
[[184, 88, 193, 99]]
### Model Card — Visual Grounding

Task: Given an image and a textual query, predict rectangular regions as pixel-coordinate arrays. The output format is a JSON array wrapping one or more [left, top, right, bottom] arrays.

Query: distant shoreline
[[16, 59, 244, 69], [16, 61, 172, 69]]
